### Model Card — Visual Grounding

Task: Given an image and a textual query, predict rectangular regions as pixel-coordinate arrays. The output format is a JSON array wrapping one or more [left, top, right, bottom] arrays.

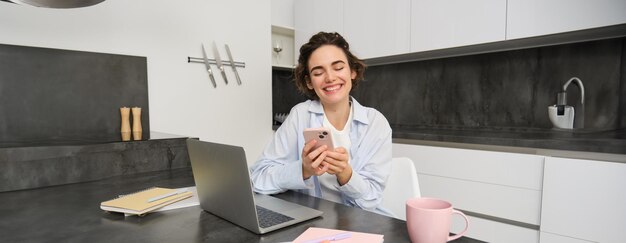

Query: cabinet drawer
[[393, 143, 544, 190], [420, 174, 542, 225], [452, 215, 539, 243]]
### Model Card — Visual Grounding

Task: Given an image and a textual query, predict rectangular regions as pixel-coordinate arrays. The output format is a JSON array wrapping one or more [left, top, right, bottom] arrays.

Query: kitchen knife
[[201, 44, 217, 88], [212, 41, 228, 85], [225, 44, 242, 85]]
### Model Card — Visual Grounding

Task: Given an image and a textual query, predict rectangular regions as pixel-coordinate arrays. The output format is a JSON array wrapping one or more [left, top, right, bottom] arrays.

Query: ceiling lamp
[[0, 0, 105, 8]]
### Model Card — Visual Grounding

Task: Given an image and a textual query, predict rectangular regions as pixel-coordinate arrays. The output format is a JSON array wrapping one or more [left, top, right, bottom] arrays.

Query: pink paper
[[293, 227, 384, 243]]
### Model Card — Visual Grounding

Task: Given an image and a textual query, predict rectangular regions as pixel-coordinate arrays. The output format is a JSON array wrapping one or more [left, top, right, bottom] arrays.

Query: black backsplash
[[0, 44, 149, 145], [272, 67, 307, 121], [274, 37, 625, 131]]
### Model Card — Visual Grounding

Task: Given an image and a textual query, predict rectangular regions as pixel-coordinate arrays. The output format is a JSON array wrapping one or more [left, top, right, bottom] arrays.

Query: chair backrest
[[382, 157, 421, 220]]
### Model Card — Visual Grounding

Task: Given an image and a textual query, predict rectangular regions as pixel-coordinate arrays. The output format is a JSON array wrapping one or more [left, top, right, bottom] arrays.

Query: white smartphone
[[303, 127, 335, 151]]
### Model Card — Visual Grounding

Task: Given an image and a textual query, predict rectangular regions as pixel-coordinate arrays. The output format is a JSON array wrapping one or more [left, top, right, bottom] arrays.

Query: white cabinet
[[410, 0, 506, 52], [294, 0, 344, 63], [393, 143, 543, 243], [295, 0, 626, 59], [539, 232, 595, 243], [507, 0, 626, 40], [295, 0, 410, 60], [540, 157, 626, 243], [343, 0, 411, 59]]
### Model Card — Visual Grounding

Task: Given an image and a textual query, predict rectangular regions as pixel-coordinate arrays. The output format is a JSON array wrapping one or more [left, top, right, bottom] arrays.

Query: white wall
[[0, 0, 273, 163], [271, 0, 293, 28]]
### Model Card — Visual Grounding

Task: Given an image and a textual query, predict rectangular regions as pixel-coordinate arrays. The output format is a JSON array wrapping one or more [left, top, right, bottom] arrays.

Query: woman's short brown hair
[[294, 32, 366, 100]]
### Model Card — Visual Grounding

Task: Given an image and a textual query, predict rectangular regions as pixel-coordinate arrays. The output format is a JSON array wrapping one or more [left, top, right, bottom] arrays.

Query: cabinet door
[[539, 232, 593, 243], [294, 0, 344, 62], [343, 0, 411, 59], [507, 0, 626, 40], [541, 157, 626, 242], [393, 143, 543, 242], [410, 0, 506, 52]]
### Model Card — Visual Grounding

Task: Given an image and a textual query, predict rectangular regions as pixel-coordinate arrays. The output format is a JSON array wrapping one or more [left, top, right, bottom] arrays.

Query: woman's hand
[[301, 139, 330, 180], [323, 147, 352, 185]]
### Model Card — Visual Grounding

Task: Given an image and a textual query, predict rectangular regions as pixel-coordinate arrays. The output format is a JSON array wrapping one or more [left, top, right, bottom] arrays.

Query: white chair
[[382, 157, 421, 220]]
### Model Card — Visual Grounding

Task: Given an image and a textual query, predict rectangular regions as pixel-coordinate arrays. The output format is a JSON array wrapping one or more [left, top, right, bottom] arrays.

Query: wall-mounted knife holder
[[187, 57, 245, 68], [188, 43, 245, 88]]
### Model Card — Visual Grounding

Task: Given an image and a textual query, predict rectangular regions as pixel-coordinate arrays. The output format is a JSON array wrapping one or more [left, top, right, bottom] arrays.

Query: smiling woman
[[0, 0, 105, 8], [250, 32, 394, 217]]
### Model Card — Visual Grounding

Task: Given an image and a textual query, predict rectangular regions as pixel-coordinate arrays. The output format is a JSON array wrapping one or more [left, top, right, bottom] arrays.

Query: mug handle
[[447, 209, 470, 242]]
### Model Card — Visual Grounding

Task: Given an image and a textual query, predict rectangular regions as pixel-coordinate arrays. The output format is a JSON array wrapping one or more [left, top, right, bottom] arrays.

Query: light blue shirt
[[250, 97, 392, 215]]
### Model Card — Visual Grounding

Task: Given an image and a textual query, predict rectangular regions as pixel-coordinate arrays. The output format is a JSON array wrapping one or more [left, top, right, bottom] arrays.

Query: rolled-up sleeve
[[250, 107, 314, 194]]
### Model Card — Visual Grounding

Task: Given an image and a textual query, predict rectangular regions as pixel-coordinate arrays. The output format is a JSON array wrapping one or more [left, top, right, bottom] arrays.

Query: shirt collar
[[308, 96, 370, 125]]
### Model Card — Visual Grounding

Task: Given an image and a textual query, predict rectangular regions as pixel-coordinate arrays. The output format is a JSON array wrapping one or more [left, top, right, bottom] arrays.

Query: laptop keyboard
[[256, 205, 295, 228]]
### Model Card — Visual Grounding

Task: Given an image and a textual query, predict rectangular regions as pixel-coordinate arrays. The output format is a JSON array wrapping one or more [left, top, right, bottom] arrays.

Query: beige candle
[[120, 107, 131, 141], [132, 107, 142, 140]]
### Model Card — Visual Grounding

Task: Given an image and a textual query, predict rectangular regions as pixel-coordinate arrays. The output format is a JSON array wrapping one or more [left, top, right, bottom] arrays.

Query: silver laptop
[[186, 139, 323, 234]]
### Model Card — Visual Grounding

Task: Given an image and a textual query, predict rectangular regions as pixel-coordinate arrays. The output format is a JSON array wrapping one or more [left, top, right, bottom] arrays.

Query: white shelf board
[[271, 25, 294, 36]]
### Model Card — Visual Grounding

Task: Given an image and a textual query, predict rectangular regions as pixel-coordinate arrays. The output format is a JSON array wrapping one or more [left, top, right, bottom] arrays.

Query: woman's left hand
[[323, 147, 352, 186]]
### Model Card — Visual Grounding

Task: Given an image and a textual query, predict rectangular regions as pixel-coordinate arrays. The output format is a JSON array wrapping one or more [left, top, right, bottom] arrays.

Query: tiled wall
[[273, 37, 625, 131]]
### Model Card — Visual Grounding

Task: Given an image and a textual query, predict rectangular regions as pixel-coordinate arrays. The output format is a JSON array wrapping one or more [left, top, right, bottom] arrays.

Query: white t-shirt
[[319, 104, 353, 204]]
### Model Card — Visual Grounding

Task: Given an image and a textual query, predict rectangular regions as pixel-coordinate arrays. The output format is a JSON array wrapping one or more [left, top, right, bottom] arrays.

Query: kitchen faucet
[[561, 77, 585, 105], [558, 77, 585, 128]]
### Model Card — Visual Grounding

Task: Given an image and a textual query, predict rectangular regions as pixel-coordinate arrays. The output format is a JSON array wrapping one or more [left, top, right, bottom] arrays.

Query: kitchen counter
[[273, 123, 626, 161], [0, 131, 193, 192], [392, 125, 626, 162]]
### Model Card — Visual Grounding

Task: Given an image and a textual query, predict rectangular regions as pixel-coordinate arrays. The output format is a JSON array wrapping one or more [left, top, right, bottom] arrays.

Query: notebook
[[186, 139, 323, 234], [153, 186, 199, 212], [100, 187, 193, 216], [293, 227, 384, 243]]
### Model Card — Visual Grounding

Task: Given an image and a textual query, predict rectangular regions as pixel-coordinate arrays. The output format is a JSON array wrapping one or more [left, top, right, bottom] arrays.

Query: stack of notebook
[[100, 187, 193, 216]]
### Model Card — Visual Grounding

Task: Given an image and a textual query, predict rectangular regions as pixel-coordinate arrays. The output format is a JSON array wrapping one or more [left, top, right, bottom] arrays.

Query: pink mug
[[406, 198, 469, 243]]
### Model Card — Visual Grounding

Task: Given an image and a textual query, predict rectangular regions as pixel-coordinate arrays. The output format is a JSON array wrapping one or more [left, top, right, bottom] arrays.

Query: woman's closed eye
[[311, 70, 324, 77]]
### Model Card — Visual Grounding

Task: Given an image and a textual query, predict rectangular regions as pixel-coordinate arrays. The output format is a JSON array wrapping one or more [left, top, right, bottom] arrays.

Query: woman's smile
[[323, 83, 343, 93]]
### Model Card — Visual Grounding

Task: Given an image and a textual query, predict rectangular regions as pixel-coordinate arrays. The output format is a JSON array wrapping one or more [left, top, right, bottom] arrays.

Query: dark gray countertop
[[0, 168, 482, 243], [274, 123, 626, 158], [0, 131, 189, 148], [392, 125, 626, 155]]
